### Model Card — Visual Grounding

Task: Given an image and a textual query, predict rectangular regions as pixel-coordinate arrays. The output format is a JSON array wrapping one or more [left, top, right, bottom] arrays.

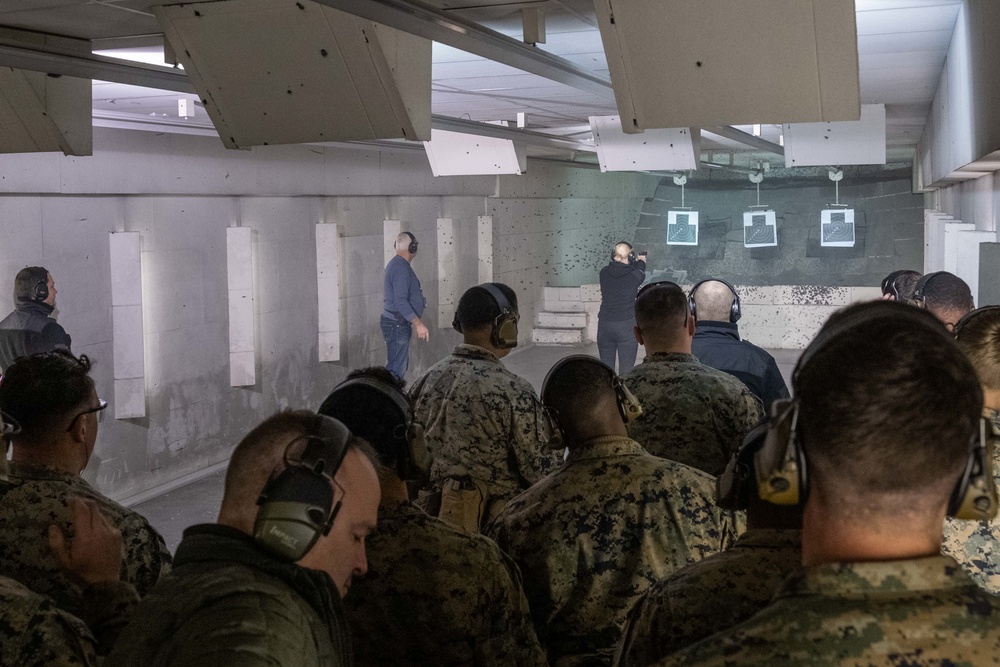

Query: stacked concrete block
[[533, 286, 587, 344], [580, 284, 601, 342]]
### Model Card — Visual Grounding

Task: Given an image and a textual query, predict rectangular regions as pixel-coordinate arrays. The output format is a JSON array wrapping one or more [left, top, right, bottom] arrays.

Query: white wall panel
[[383, 219, 402, 267], [109, 232, 145, 419], [590, 116, 700, 172], [478, 215, 494, 283], [226, 226, 256, 386], [316, 223, 341, 362], [783, 104, 887, 167], [954, 230, 995, 305], [437, 218, 456, 327]]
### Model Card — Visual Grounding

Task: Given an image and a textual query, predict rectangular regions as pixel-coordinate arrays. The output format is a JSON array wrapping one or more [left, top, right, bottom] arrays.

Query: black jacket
[[0, 301, 71, 371], [598, 260, 647, 322], [691, 321, 789, 409]]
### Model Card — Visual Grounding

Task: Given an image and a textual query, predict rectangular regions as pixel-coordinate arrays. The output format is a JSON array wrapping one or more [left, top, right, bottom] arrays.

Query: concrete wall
[[0, 127, 656, 502]]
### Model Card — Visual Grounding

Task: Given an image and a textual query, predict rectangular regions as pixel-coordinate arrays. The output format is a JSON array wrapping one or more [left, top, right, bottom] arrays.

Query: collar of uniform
[[452, 344, 500, 363], [16, 300, 55, 317], [566, 435, 644, 463], [8, 461, 81, 485], [695, 321, 740, 338], [734, 528, 802, 550], [643, 351, 698, 364], [780, 555, 973, 600]]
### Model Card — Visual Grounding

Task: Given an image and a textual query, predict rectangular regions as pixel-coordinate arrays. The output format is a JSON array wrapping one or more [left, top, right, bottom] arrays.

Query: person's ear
[[69, 416, 88, 445], [633, 325, 644, 345], [686, 316, 695, 337]]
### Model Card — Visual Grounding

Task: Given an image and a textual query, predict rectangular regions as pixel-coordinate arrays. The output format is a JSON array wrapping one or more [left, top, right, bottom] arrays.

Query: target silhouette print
[[667, 211, 699, 246], [820, 209, 855, 247], [743, 211, 777, 248]]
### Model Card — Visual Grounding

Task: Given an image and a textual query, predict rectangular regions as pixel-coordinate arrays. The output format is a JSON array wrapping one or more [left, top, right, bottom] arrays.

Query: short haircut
[[635, 284, 688, 337], [956, 308, 1000, 392], [395, 232, 414, 251], [920, 272, 974, 315], [542, 357, 617, 427], [0, 351, 94, 441], [795, 303, 981, 511], [456, 283, 518, 332], [692, 280, 736, 322], [881, 269, 921, 301], [318, 368, 410, 472], [221, 410, 377, 516], [14, 266, 48, 302], [613, 242, 632, 261]]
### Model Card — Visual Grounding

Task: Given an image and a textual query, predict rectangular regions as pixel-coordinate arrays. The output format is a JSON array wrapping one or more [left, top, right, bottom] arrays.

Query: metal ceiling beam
[[313, 0, 614, 98], [0, 38, 195, 94], [431, 114, 595, 152], [704, 125, 784, 156]]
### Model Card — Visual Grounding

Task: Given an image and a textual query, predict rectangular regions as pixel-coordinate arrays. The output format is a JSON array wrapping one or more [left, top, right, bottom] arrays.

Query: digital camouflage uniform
[[344, 501, 548, 667], [0, 462, 171, 618], [656, 555, 1000, 667], [409, 344, 560, 511], [942, 431, 1000, 593], [621, 352, 764, 475], [0, 575, 139, 666], [487, 436, 736, 667], [615, 529, 802, 666]]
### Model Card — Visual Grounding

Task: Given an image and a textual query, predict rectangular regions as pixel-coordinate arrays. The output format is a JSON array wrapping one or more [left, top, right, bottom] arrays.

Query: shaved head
[[613, 243, 633, 262], [693, 280, 736, 322]]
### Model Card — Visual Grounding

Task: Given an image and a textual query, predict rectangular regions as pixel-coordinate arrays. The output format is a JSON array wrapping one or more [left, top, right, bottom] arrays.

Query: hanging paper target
[[743, 211, 777, 248], [667, 211, 699, 246], [820, 209, 855, 247]]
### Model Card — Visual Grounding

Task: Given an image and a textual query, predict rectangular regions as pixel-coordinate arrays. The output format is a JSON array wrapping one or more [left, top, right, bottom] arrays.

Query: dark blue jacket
[[598, 260, 646, 322], [382, 255, 425, 322], [0, 301, 72, 372], [691, 321, 789, 409]]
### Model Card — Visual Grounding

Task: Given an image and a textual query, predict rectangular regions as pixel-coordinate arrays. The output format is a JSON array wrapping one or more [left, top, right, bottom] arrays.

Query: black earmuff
[[953, 306, 1000, 339], [32, 279, 48, 303], [910, 271, 944, 308], [253, 415, 352, 562], [540, 354, 643, 449], [716, 418, 770, 510], [403, 231, 418, 255], [479, 283, 520, 350], [688, 278, 741, 324], [948, 413, 999, 521], [322, 376, 430, 481], [612, 241, 636, 264]]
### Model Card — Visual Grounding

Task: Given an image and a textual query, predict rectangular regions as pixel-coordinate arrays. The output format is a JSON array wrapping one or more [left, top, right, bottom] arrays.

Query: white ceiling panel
[[857, 29, 954, 54], [856, 4, 961, 35]]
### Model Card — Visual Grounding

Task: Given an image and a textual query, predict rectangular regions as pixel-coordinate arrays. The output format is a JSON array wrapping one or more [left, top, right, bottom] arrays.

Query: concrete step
[[532, 328, 584, 344], [542, 300, 585, 313], [537, 312, 587, 328]]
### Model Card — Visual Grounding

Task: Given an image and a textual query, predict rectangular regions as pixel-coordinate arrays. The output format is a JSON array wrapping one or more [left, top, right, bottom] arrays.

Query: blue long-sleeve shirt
[[383, 255, 426, 322]]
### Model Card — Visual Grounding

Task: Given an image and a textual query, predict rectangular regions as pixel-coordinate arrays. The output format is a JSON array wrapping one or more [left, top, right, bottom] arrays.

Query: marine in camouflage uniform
[[0, 462, 171, 618], [344, 501, 548, 667], [615, 529, 801, 666], [409, 344, 559, 513], [487, 435, 734, 666], [654, 555, 1000, 667], [621, 352, 763, 475]]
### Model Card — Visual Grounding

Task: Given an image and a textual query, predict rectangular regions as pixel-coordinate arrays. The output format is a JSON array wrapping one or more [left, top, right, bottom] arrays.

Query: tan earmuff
[[716, 419, 770, 511], [753, 399, 807, 506], [405, 421, 431, 478], [479, 283, 519, 349], [948, 412, 999, 521], [543, 406, 565, 451], [612, 377, 643, 424]]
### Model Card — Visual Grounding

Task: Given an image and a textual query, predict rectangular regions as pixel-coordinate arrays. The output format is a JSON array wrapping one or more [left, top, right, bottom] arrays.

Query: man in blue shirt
[[382, 232, 428, 379]]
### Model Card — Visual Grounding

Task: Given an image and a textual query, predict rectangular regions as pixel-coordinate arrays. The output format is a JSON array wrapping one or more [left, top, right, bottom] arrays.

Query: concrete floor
[[133, 342, 801, 552]]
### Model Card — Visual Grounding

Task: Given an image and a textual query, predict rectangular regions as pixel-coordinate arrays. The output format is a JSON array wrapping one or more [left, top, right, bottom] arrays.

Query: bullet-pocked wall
[[632, 166, 924, 287], [0, 127, 656, 502]]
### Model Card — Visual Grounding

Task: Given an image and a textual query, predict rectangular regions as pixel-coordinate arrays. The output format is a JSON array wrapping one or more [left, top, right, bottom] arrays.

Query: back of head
[[0, 351, 94, 443], [955, 307, 1000, 395], [692, 280, 736, 322], [456, 282, 518, 332], [635, 284, 688, 343], [881, 269, 921, 301], [318, 367, 415, 476], [395, 232, 416, 253], [794, 302, 981, 514], [613, 242, 633, 261], [542, 356, 621, 444], [14, 266, 49, 303], [916, 271, 974, 322]]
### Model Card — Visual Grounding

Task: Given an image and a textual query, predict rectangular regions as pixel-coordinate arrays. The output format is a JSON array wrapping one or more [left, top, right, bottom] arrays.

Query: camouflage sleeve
[[475, 548, 549, 667], [126, 521, 173, 597], [15, 598, 100, 667], [613, 586, 676, 667], [79, 581, 140, 656], [509, 382, 561, 485]]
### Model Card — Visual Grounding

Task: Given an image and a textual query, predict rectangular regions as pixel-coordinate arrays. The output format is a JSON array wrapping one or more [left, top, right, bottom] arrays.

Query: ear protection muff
[[910, 271, 945, 308], [716, 417, 770, 510], [540, 354, 643, 449], [479, 283, 520, 349], [613, 241, 636, 264], [32, 279, 48, 302], [688, 278, 741, 323], [253, 415, 352, 562], [755, 302, 997, 519], [402, 231, 418, 255], [953, 305, 1000, 339], [324, 376, 430, 481]]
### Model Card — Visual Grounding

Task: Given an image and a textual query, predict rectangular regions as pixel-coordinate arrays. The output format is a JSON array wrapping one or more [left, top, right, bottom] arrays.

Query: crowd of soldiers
[[0, 268, 998, 666]]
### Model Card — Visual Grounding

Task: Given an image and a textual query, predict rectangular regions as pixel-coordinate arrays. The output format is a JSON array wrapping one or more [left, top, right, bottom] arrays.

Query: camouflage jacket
[[615, 529, 802, 666], [0, 575, 139, 667], [105, 523, 351, 667], [487, 436, 734, 667], [343, 501, 548, 667], [621, 353, 764, 475], [0, 463, 171, 619], [656, 555, 1000, 666], [409, 344, 560, 505], [942, 445, 1000, 593]]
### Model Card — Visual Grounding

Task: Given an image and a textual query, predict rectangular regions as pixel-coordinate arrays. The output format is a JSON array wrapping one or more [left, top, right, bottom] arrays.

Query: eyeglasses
[[66, 399, 108, 432], [635, 281, 690, 326]]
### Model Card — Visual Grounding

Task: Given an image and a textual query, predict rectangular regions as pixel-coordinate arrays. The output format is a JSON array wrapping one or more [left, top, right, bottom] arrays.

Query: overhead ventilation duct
[[154, 0, 432, 149], [0, 28, 91, 156], [589, 115, 699, 172], [783, 104, 887, 168], [594, 0, 860, 133]]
